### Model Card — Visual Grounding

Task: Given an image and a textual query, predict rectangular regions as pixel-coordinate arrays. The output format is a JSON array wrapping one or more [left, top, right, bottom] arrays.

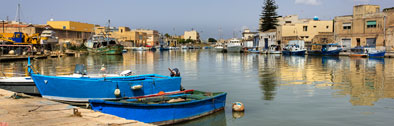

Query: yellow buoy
[[232, 102, 245, 112]]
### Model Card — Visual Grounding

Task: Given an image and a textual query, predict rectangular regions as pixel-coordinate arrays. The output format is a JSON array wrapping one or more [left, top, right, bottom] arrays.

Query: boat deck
[[0, 89, 152, 126]]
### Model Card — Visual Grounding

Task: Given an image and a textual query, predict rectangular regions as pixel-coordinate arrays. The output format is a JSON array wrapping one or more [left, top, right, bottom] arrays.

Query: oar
[[123, 89, 194, 99]]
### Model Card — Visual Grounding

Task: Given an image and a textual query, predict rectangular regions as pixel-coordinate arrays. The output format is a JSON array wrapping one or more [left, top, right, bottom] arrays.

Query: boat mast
[[15, 3, 21, 32]]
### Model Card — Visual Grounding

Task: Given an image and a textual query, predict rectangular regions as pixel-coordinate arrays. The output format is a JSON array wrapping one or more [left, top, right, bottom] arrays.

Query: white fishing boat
[[226, 38, 242, 53], [40, 30, 58, 44], [268, 45, 281, 54], [214, 43, 225, 52]]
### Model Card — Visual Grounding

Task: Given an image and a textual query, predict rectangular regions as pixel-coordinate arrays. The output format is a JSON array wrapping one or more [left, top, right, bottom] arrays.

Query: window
[[326, 26, 329, 29], [285, 21, 292, 23], [321, 38, 328, 43], [303, 26, 308, 31], [343, 23, 351, 29], [313, 26, 317, 28], [367, 21, 377, 28]]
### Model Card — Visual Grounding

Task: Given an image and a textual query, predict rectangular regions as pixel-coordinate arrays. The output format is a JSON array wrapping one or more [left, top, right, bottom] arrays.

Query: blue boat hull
[[30, 74, 181, 102], [89, 92, 227, 125], [369, 51, 386, 57], [282, 50, 306, 55], [322, 49, 342, 56]]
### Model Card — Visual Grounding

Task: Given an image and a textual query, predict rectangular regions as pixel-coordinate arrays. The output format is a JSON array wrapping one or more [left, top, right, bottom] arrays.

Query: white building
[[259, 29, 278, 50]]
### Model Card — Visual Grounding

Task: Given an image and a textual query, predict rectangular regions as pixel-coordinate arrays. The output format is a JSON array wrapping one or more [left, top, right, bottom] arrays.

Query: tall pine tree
[[259, 0, 278, 32]]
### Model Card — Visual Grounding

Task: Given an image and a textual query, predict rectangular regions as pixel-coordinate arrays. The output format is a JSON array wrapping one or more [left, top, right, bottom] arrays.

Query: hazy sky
[[0, 0, 393, 40]]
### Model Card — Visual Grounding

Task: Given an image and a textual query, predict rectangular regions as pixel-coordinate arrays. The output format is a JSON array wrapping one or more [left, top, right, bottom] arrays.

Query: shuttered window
[[343, 23, 351, 29], [367, 21, 377, 28]]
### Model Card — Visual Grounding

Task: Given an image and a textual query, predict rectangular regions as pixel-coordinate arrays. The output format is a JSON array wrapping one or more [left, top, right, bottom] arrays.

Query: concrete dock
[[0, 89, 152, 126]]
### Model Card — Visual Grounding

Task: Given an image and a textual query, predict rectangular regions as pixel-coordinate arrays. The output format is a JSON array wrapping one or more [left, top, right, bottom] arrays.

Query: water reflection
[[173, 110, 227, 126], [259, 55, 279, 100], [2, 50, 394, 125]]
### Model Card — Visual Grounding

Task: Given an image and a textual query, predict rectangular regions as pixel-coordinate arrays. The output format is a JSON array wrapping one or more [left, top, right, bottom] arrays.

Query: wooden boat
[[349, 47, 385, 57], [89, 90, 227, 125], [85, 34, 124, 55], [28, 59, 182, 102], [282, 40, 306, 55], [0, 64, 123, 96], [268, 45, 281, 54], [321, 44, 342, 56]]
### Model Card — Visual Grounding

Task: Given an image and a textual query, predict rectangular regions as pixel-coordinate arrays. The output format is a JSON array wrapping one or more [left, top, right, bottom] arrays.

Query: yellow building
[[46, 21, 95, 44], [277, 17, 333, 48], [47, 21, 94, 32], [109, 27, 148, 47], [334, 5, 394, 50]]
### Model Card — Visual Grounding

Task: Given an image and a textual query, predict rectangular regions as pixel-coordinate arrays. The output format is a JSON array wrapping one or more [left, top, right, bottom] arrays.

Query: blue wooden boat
[[282, 50, 306, 55], [89, 90, 227, 125], [307, 50, 322, 55], [27, 58, 182, 102], [321, 44, 342, 56], [350, 46, 386, 58], [368, 50, 386, 57], [282, 40, 306, 55]]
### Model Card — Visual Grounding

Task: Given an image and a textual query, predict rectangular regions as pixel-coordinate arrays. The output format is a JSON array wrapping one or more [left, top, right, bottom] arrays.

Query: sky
[[0, 0, 393, 40]]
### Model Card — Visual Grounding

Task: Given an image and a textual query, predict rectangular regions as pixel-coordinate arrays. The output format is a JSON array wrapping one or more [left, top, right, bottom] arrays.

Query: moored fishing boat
[[321, 43, 342, 56], [0, 76, 39, 95], [85, 34, 124, 55], [28, 59, 182, 102], [226, 38, 242, 53], [282, 40, 306, 55], [268, 45, 281, 54], [349, 46, 384, 57], [366, 47, 386, 57], [89, 90, 227, 125]]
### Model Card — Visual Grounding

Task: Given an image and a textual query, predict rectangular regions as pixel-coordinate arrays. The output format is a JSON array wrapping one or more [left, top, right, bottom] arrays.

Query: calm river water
[[1, 50, 394, 126]]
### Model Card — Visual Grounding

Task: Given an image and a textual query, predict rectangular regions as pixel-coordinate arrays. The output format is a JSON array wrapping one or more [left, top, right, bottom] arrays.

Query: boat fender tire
[[114, 88, 121, 97]]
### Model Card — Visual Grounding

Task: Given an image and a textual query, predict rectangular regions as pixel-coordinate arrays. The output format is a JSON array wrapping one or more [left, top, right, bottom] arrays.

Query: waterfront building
[[46, 21, 94, 45], [184, 30, 200, 41], [311, 32, 335, 50], [334, 5, 394, 51], [259, 29, 277, 50], [134, 29, 160, 46], [111, 27, 148, 47], [276, 15, 333, 50], [242, 29, 258, 41], [0, 21, 49, 36]]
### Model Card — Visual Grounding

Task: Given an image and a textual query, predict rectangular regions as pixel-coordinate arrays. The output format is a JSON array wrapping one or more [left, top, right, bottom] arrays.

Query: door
[[264, 38, 269, 49], [356, 38, 361, 47], [342, 39, 351, 49], [366, 38, 376, 47]]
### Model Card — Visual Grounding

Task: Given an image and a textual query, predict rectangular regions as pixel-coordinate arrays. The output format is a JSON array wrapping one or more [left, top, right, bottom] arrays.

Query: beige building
[[242, 29, 258, 41], [276, 16, 333, 48], [334, 5, 394, 50], [311, 32, 335, 50], [184, 30, 200, 41], [134, 29, 159, 46], [110, 27, 148, 47]]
